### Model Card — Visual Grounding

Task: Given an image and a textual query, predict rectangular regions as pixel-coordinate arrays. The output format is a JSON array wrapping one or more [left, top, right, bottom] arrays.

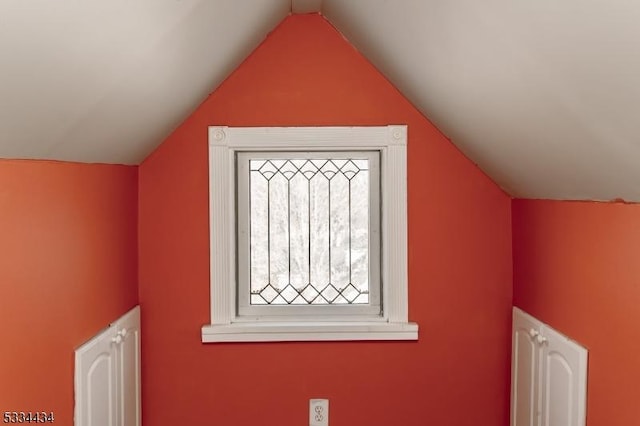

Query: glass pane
[[269, 171, 289, 289], [309, 174, 329, 289], [289, 172, 309, 288], [248, 157, 370, 305], [350, 170, 369, 300], [329, 169, 350, 289], [250, 170, 268, 299]]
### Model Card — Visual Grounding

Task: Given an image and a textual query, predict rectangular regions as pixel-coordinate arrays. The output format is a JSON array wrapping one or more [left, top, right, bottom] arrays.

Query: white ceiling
[[324, 0, 640, 201], [1, 0, 639, 201], [0, 0, 290, 164]]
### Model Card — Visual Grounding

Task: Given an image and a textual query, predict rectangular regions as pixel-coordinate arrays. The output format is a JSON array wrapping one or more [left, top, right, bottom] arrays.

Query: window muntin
[[236, 151, 381, 318]]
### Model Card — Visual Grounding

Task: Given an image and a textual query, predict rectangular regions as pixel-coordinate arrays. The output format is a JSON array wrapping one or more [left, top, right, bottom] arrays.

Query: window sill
[[201, 321, 419, 343]]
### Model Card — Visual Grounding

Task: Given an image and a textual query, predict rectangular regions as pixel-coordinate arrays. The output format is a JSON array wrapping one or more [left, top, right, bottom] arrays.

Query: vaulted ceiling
[[2, 0, 639, 201]]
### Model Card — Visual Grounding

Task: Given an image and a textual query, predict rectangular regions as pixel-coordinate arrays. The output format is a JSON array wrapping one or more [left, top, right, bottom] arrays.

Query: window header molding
[[208, 125, 408, 149], [203, 125, 417, 343]]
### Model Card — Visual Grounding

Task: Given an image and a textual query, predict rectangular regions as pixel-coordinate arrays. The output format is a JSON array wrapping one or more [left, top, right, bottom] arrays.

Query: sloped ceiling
[[1, 0, 639, 201], [324, 0, 640, 202], [0, 0, 290, 164]]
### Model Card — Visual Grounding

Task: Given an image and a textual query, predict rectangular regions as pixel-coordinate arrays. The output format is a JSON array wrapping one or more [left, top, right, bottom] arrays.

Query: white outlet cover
[[310, 399, 329, 426]]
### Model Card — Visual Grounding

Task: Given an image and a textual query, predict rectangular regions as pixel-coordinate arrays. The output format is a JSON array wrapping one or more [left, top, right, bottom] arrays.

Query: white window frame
[[202, 126, 418, 342], [236, 150, 382, 318]]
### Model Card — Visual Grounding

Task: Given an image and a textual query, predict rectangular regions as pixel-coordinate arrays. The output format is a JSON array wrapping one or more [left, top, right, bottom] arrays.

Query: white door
[[75, 326, 118, 426], [539, 325, 588, 426], [512, 308, 588, 426], [75, 306, 141, 426], [114, 307, 141, 426], [512, 309, 542, 426]]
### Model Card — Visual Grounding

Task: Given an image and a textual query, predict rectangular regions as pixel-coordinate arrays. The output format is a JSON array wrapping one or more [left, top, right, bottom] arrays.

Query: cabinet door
[[114, 307, 141, 426], [75, 327, 118, 426], [512, 308, 542, 426], [539, 326, 588, 426]]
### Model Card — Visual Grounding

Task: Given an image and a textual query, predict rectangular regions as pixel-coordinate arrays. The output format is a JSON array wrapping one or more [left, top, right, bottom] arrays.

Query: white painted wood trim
[[111, 305, 140, 329], [112, 306, 141, 426], [208, 125, 407, 149], [75, 306, 141, 426], [512, 307, 588, 426], [209, 140, 234, 325], [205, 126, 415, 342], [202, 321, 418, 342], [383, 142, 408, 322], [74, 325, 118, 426], [539, 318, 589, 426]]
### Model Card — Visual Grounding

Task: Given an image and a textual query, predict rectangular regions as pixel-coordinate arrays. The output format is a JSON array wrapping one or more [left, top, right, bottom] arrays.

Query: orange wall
[[0, 160, 138, 425], [513, 199, 640, 426], [138, 14, 513, 426]]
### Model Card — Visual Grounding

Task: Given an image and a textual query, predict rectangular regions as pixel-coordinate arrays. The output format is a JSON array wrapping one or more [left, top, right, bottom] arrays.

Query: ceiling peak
[[291, 0, 322, 14]]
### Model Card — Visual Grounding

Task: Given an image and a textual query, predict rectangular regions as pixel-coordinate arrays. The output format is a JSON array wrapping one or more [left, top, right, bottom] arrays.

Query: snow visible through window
[[248, 157, 370, 305]]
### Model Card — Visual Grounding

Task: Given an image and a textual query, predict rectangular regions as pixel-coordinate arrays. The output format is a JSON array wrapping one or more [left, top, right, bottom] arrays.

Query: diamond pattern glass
[[248, 158, 370, 305]]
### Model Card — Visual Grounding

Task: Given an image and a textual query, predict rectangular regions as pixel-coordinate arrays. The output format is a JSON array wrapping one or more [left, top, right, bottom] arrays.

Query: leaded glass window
[[236, 151, 381, 317], [204, 126, 415, 343]]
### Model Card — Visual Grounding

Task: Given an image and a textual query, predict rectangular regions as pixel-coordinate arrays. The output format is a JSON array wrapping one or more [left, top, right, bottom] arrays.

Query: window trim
[[202, 126, 418, 342]]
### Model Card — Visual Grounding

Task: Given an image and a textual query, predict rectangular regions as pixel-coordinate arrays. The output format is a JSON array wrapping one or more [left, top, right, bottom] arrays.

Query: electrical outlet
[[309, 398, 329, 426]]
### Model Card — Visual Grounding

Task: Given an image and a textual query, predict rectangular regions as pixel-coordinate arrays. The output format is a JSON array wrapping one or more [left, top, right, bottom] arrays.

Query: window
[[202, 126, 418, 342], [237, 151, 380, 319]]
